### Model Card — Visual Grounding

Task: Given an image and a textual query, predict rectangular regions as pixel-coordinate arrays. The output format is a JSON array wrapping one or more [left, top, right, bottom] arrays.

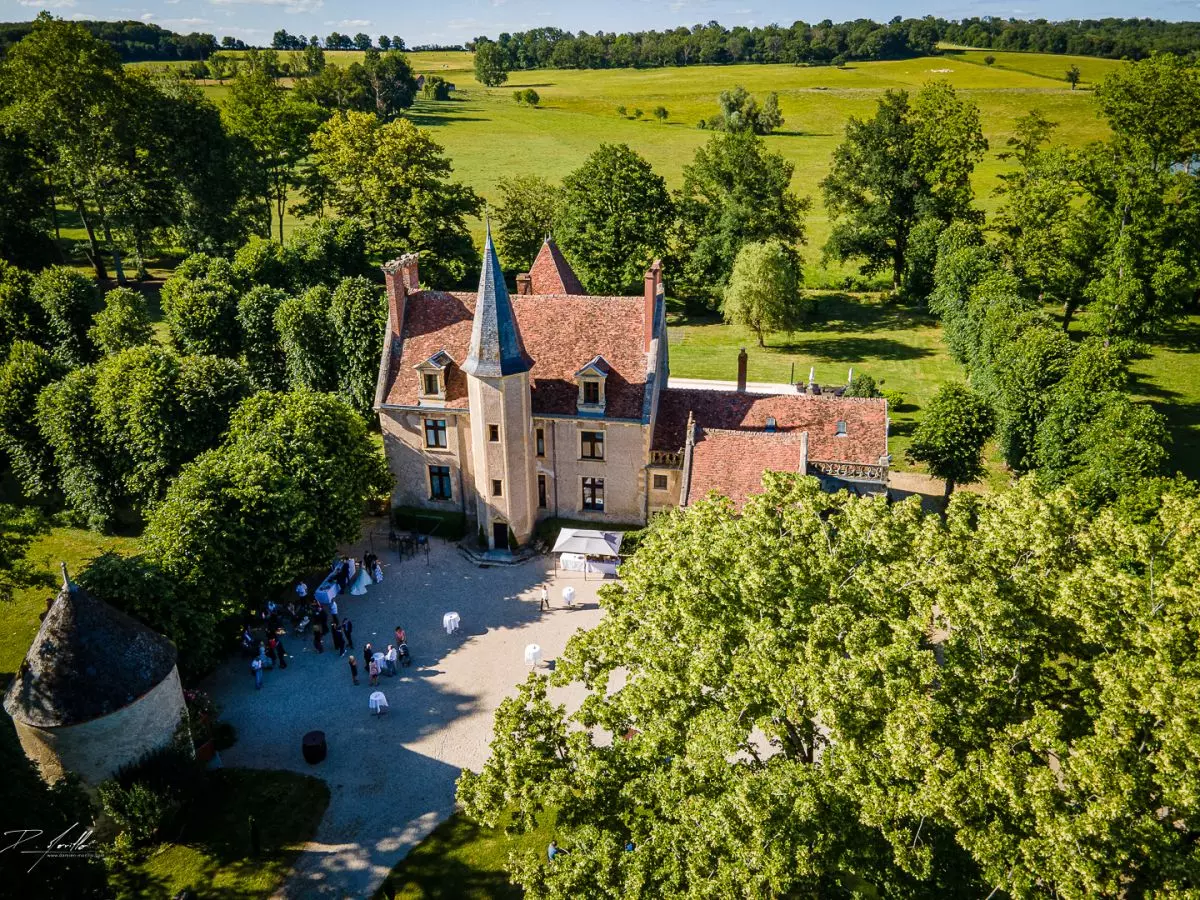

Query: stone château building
[[374, 232, 890, 549]]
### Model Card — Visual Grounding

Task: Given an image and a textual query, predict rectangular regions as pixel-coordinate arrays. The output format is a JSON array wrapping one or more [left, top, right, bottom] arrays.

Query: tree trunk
[[892, 249, 905, 295], [94, 197, 126, 285], [47, 172, 60, 241], [1062, 299, 1077, 333], [943, 477, 956, 502], [73, 198, 108, 281]]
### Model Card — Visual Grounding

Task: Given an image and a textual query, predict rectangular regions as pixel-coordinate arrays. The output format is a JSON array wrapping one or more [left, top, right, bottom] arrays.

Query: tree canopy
[[721, 239, 805, 346], [460, 474, 1200, 898]]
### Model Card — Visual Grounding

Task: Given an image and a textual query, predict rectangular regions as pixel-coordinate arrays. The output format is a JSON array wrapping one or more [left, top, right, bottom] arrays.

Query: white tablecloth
[[562, 586, 576, 606], [586, 559, 619, 577], [443, 611, 460, 634], [524, 643, 542, 667], [559, 553, 586, 572], [315, 580, 339, 605], [369, 691, 388, 713]]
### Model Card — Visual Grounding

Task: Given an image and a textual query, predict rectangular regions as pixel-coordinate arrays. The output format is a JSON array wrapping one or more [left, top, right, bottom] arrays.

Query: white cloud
[[18, 0, 75, 7], [323, 18, 371, 27], [165, 17, 214, 25], [207, 0, 323, 13]]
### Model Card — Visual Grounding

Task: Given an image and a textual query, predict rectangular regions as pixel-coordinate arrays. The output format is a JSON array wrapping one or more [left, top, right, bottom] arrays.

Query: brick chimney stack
[[381, 251, 420, 334], [643, 259, 662, 353], [736, 347, 748, 392], [516, 273, 533, 296]]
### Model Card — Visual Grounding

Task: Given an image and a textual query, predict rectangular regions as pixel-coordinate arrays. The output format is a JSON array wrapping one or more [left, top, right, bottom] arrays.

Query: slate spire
[[463, 222, 533, 378]]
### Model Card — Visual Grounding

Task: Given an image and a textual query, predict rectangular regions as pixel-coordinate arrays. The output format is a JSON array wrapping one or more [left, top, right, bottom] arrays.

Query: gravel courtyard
[[203, 530, 606, 899]]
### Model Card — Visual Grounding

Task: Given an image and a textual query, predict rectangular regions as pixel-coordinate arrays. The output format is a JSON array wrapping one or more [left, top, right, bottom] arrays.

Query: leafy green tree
[[145, 390, 391, 613], [276, 286, 338, 392], [906, 382, 994, 496], [473, 40, 509, 87], [354, 33, 373, 51], [988, 319, 1074, 472], [0, 260, 44, 349], [231, 235, 291, 290], [30, 266, 101, 366], [309, 112, 482, 285], [89, 286, 153, 356], [423, 75, 452, 100], [160, 254, 241, 357], [843, 371, 881, 398], [360, 49, 419, 119], [0, 132, 55, 267], [821, 82, 987, 293], [715, 85, 784, 134], [653, 105, 669, 123], [721, 239, 804, 346], [674, 130, 808, 302], [1068, 397, 1169, 506], [237, 285, 289, 390], [0, 341, 65, 498], [555, 144, 671, 295], [292, 62, 368, 114], [329, 276, 387, 417], [283, 217, 374, 289], [223, 67, 322, 242], [36, 366, 119, 529], [1065, 64, 1081, 89], [493, 175, 561, 271]]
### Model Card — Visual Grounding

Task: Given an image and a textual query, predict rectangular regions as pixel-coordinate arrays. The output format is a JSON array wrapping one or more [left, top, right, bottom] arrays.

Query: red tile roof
[[688, 429, 806, 508], [655, 388, 887, 464], [385, 291, 649, 419], [528, 239, 585, 295]]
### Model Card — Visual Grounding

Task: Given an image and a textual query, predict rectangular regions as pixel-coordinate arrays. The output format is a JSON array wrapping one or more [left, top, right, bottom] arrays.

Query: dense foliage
[[721, 239, 805, 346], [460, 474, 1200, 898], [0, 18, 216, 61]]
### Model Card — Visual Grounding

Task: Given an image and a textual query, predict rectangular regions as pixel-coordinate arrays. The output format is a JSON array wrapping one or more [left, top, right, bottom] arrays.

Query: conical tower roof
[[462, 225, 533, 378], [3, 566, 178, 728]]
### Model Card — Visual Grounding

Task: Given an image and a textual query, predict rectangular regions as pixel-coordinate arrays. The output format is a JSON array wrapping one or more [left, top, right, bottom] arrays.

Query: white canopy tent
[[552, 529, 624, 579]]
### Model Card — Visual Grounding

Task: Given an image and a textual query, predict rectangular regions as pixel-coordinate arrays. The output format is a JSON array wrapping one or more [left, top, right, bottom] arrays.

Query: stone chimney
[[382, 252, 420, 333], [736, 347, 748, 392], [799, 431, 809, 476], [643, 260, 662, 353], [516, 273, 533, 296]]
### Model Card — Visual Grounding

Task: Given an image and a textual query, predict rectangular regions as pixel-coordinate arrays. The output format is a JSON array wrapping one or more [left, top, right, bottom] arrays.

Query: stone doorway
[[492, 521, 509, 550]]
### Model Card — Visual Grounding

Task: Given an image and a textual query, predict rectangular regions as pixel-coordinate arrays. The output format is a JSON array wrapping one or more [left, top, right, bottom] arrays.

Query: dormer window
[[415, 349, 454, 404], [836, 420, 847, 437], [575, 355, 610, 415], [765, 417, 777, 433]]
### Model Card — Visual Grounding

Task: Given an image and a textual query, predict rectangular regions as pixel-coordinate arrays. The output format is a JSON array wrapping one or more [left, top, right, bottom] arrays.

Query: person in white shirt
[[385, 644, 398, 677], [295, 581, 308, 599]]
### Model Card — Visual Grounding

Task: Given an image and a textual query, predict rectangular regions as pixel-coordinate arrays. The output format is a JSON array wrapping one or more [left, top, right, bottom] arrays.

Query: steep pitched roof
[[4, 571, 178, 728], [654, 388, 888, 464], [528, 238, 585, 295], [688, 429, 807, 508], [462, 228, 533, 378], [384, 292, 650, 419]]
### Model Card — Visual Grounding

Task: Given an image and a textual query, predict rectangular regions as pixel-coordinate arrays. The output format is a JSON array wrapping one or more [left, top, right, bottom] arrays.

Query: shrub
[[843, 372, 882, 398], [615, 104, 626, 117], [632, 108, 644, 119], [212, 721, 238, 751], [882, 389, 906, 411], [423, 75, 451, 100], [98, 742, 200, 846], [508, 527, 519, 553], [653, 106, 669, 122], [984, 55, 996, 65]]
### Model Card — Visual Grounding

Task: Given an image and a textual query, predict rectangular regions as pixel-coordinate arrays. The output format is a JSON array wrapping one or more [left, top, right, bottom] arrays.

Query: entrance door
[[492, 521, 509, 550]]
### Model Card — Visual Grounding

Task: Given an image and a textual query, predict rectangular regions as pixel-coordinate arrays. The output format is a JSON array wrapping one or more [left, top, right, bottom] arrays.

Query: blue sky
[[4, 0, 1199, 45]]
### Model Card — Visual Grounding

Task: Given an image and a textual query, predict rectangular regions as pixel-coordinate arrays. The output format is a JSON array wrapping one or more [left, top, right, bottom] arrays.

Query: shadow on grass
[[771, 335, 934, 362]]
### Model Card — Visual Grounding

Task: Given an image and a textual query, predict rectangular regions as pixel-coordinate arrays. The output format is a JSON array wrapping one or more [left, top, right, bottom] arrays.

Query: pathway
[[203, 535, 604, 899]]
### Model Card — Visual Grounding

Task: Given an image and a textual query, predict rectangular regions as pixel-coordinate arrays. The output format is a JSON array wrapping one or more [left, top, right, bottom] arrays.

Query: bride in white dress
[[350, 559, 371, 595]]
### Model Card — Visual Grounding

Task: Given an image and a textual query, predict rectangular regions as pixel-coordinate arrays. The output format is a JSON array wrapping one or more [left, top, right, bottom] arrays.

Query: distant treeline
[[0, 18, 216, 60], [468, 17, 1200, 69]]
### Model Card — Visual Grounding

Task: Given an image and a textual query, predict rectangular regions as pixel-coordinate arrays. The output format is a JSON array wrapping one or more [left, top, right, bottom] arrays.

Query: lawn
[[0, 524, 140, 681], [669, 293, 953, 469], [1128, 315, 1200, 479], [373, 811, 554, 900], [107, 768, 330, 900]]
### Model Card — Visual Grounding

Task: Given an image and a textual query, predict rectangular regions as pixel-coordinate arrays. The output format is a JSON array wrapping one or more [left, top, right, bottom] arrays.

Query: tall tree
[[89, 286, 153, 356], [329, 276, 387, 417], [821, 82, 987, 293], [309, 112, 481, 285], [237, 285, 289, 391], [473, 40, 509, 87], [0, 341, 65, 498], [29, 266, 101, 366], [275, 286, 339, 392], [0, 132, 55, 267], [493, 175, 561, 271], [555, 144, 672, 294], [905, 382, 994, 497], [160, 254, 241, 357], [360, 49, 419, 120], [674, 130, 808, 302], [223, 68, 322, 242], [721, 239, 805, 346]]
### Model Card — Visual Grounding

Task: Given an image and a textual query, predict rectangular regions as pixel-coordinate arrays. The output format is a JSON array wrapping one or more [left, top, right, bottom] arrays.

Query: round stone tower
[[3, 565, 187, 787]]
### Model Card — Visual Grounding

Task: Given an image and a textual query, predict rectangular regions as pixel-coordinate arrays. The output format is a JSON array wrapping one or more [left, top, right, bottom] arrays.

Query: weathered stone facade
[[375, 236, 892, 544]]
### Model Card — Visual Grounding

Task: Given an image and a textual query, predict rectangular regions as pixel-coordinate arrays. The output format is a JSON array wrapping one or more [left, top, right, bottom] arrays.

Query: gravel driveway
[[203, 532, 604, 899]]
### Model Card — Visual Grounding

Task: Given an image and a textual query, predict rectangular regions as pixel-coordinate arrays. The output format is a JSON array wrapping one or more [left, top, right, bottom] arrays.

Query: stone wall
[[380, 407, 474, 517], [537, 417, 648, 525], [14, 665, 187, 787]]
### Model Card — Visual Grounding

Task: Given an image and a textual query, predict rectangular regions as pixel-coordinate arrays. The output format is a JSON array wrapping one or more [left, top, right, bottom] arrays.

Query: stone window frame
[[575, 356, 610, 414], [488, 424, 500, 442], [429, 465, 453, 500], [652, 473, 669, 491], [582, 476, 604, 511], [491, 479, 503, 497], [535, 427, 545, 457], [424, 418, 448, 449], [580, 429, 605, 460], [415, 349, 454, 403]]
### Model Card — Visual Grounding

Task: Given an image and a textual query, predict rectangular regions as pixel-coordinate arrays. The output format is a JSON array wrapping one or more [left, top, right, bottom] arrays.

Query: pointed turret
[[463, 226, 533, 378], [527, 237, 585, 295]]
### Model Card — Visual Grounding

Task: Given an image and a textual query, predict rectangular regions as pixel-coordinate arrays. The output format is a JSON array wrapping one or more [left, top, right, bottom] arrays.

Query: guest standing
[[394, 626, 406, 647], [332, 621, 346, 657], [362, 642, 373, 667], [539, 585, 550, 611], [342, 618, 354, 648], [373, 560, 384, 583], [348, 655, 359, 685], [330, 598, 338, 617], [368, 658, 380, 686], [385, 644, 397, 677], [313, 623, 324, 653], [251, 657, 263, 690], [276, 637, 288, 669]]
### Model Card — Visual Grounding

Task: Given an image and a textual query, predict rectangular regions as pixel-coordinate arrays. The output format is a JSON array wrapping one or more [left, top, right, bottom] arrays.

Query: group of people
[[347, 626, 411, 685], [244, 550, 391, 691]]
